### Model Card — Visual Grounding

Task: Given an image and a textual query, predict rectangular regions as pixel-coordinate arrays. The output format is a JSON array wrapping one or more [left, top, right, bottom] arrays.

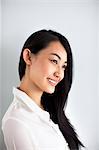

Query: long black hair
[[18, 29, 84, 150]]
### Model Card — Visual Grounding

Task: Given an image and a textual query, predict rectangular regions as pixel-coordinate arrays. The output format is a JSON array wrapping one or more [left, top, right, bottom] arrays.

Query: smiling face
[[23, 41, 67, 94]]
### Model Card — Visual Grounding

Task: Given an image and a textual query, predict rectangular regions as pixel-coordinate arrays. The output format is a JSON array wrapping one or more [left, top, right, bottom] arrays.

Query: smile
[[47, 78, 58, 86]]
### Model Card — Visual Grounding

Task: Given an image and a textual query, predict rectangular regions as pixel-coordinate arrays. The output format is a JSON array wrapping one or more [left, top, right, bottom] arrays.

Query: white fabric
[[2, 87, 69, 150]]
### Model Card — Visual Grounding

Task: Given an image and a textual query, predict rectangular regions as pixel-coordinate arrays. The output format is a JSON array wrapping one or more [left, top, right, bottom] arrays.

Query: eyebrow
[[50, 53, 67, 63]]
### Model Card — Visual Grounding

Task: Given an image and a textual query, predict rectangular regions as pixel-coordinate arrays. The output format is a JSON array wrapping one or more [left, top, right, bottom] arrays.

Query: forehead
[[37, 41, 67, 60]]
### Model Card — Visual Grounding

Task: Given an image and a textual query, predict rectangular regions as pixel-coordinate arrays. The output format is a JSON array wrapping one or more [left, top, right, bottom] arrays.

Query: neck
[[19, 76, 44, 110]]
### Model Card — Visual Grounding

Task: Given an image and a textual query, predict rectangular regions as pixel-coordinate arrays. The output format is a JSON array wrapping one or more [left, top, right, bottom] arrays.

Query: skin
[[19, 41, 67, 109]]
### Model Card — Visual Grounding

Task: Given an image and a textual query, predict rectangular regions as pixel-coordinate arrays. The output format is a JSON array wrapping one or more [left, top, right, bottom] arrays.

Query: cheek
[[40, 65, 52, 77], [30, 58, 55, 79], [38, 61, 54, 76]]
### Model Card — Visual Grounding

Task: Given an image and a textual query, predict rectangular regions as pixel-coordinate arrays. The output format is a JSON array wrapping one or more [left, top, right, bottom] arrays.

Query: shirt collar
[[13, 87, 50, 123]]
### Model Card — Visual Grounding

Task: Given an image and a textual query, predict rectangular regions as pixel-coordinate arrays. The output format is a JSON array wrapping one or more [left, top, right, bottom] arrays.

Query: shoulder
[[2, 99, 39, 129]]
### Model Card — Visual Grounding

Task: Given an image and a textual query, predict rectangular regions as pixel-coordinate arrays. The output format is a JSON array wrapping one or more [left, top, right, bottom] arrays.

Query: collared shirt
[[2, 87, 69, 150]]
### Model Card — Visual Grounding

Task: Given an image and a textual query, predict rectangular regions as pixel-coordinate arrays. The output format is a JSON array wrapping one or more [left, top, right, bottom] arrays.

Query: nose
[[54, 66, 64, 80]]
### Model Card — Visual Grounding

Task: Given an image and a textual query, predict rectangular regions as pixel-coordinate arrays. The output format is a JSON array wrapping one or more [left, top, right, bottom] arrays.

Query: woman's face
[[26, 41, 67, 94]]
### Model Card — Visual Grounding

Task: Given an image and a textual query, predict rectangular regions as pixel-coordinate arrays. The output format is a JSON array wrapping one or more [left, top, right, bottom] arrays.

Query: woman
[[2, 29, 84, 150]]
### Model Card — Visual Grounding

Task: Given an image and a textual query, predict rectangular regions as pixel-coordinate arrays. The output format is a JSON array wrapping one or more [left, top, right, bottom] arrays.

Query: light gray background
[[0, 0, 98, 150]]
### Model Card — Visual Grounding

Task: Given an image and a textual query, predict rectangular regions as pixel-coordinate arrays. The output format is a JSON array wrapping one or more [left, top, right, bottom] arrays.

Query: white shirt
[[2, 87, 69, 150]]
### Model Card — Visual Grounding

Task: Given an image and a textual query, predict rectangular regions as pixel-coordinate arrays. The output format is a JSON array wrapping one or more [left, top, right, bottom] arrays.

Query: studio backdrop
[[0, 0, 98, 150]]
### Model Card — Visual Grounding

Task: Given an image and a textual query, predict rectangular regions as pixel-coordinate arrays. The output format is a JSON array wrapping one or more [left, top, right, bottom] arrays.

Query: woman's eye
[[51, 59, 58, 64], [62, 65, 67, 70]]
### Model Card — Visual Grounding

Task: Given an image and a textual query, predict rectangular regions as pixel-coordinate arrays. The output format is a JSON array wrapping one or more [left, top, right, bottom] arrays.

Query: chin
[[45, 87, 55, 94]]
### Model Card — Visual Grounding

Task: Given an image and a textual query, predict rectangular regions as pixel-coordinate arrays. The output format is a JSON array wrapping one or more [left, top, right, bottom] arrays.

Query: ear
[[23, 49, 32, 65]]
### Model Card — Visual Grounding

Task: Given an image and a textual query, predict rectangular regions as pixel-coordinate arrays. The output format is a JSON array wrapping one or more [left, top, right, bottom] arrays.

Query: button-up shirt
[[2, 87, 69, 150]]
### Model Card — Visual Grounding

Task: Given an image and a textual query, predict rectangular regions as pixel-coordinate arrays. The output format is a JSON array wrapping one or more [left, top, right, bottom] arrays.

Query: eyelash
[[50, 59, 58, 64], [50, 59, 67, 70], [62, 65, 67, 70]]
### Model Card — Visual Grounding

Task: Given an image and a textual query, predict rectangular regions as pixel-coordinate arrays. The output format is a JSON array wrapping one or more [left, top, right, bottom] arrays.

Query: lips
[[47, 78, 59, 86]]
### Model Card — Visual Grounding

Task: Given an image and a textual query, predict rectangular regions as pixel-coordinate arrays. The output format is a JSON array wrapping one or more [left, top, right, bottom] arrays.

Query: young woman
[[2, 29, 84, 150]]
